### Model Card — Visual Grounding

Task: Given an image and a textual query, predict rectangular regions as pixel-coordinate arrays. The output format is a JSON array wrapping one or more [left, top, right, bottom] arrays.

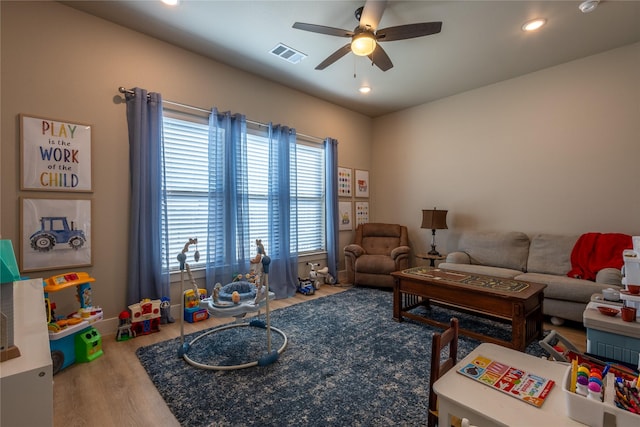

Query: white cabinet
[[0, 279, 53, 427]]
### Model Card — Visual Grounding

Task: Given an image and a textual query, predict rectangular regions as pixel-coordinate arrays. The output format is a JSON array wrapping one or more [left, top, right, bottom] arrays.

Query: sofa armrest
[[390, 245, 411, 260], [445, 251, 471, 264], [344, 244, 365, 258], [595, 268, 623, 286]]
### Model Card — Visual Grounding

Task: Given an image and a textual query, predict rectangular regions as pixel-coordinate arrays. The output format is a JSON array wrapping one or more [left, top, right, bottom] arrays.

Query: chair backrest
[[355, 223, 409, 255], [428, 317, 459, 427]]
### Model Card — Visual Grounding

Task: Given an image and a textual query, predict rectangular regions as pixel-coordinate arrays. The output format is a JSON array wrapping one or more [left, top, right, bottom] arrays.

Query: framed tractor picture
[[20, 197, 92, 272]]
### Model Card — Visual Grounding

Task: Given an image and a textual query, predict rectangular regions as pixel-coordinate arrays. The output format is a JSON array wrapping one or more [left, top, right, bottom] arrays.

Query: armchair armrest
[[344, 244, 365, 284], [344, 244, 365, 258], [445, 251, 471, 265], [390, 245, 411, 260]]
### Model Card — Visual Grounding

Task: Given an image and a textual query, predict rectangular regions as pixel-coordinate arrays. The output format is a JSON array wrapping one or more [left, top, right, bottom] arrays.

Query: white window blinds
[[162, 113, 326, 272]]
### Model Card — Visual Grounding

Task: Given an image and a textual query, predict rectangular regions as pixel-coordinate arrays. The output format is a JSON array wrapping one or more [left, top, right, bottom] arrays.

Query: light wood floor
[[53, 285, 587, 427]]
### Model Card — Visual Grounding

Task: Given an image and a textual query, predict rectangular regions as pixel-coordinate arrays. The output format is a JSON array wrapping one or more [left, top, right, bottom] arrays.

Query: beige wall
[[372, 42, 640, 256], [3, 2, 639, 329], [1, 2, 370, 326]]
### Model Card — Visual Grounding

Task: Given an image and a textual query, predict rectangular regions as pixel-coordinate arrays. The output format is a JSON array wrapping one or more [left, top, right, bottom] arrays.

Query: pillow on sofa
[[527, 234, 578, 276], [457, 231, 530, 272]]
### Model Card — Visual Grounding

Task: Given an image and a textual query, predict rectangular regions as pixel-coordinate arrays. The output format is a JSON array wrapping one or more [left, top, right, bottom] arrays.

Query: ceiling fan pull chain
[[353, 55, 357, 78]]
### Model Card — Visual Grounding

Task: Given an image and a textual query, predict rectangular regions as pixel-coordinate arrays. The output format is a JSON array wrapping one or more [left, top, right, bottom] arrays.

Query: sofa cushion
[[527, 234, 578, 276], [455, 231, 530, 272], [355, 254, 396, 275], [360, 223, 405, 256], [439, 263, 522, 279], [516, 272, 614, 303]]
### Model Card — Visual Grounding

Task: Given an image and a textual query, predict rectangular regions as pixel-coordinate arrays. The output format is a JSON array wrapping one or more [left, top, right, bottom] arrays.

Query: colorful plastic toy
[[43, 272, 103, 374], [128, 299, 161, 336], [183, 288, 209, 323], [308, 262, 336, 289], [178, 238, 287, 370], [115, 311, 134, 341], [75, 327, 103, 363]]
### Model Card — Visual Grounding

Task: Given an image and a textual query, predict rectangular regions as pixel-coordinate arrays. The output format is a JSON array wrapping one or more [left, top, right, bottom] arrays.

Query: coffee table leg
[[512, 303, 526, 351], [393, 277, 402, 322]]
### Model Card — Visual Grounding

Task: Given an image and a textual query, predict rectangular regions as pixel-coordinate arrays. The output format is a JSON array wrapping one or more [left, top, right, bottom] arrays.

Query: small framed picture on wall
[[355, 201, 369, 226], [337, 166, 352, 197], [355, 169, 369, 198], [339, 201, 353, 231]]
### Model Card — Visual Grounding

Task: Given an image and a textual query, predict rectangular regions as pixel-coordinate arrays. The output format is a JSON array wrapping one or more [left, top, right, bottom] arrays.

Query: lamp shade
[[351, 32, 377, 56], [421, 209, 448, 230]]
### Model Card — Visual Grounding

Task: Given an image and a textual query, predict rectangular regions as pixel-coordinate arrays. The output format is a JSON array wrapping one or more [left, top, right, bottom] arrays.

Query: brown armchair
[[344, 223, 411, 288]]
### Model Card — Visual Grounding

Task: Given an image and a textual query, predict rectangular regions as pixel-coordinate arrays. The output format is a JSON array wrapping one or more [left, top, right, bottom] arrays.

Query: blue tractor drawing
[[30, 216, 86, 252]]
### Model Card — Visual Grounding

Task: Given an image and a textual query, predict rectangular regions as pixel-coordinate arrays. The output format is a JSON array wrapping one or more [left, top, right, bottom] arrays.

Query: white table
[[433, 343, 585, 427]]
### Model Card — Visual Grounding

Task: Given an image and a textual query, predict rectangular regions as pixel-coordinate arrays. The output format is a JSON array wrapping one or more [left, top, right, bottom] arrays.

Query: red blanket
[[568, 232, 632, 280]]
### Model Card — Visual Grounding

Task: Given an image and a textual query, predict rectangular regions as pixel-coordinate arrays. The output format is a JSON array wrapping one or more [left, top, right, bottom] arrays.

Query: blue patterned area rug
[[136, 287, 549, 426]]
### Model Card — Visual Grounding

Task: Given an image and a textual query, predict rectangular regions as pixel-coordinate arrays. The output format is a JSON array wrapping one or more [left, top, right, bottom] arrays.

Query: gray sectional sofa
[[439, 231, 625, 324]]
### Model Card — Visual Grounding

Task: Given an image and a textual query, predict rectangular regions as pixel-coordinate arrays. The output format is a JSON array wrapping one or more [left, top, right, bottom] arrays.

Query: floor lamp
[[421, 208, 448, 256]]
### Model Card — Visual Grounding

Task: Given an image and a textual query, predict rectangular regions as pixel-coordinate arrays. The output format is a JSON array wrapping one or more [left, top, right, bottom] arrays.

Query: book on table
[[457, 355, 555, 408]]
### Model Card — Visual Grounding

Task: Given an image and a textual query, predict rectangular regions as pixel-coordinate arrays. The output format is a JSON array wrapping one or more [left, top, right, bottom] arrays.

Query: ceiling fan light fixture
[[351, 32, 377, 56], [521, 18, 547, 32]]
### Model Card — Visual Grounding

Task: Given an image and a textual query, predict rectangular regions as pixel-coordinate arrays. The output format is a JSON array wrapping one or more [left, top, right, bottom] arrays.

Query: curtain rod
[[118, 87, 324, 143]]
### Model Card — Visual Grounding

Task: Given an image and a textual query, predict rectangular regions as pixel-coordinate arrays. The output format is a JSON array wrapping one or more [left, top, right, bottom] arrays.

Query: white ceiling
[[64, 0, 640, 117]]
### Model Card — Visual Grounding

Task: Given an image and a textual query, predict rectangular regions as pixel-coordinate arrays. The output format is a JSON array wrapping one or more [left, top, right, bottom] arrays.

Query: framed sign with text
[[20, 114, 93, 192]]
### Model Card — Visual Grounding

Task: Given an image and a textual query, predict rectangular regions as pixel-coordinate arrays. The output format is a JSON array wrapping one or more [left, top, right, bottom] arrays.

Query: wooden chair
[[428, 317, 459, 427]]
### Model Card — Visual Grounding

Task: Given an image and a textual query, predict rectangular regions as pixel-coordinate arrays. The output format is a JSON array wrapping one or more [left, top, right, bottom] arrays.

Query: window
[[162, 112, 325, 271]]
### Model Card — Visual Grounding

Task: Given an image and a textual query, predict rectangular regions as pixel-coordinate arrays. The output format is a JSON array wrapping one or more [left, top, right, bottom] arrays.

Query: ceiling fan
[[292, 0, 442, 71]]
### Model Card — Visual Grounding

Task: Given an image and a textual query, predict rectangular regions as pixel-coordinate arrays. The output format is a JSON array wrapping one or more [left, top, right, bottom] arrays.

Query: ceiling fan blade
[[315, 44, 352, 70], [292, 22, 353, 38], [368, 44, 393, 72], [376, 22, 442, 42], [359, 0, 387, 31]]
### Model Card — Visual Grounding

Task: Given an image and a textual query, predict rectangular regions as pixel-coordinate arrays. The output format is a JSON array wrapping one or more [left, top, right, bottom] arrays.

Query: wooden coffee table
[[391, 267, 546, 351]]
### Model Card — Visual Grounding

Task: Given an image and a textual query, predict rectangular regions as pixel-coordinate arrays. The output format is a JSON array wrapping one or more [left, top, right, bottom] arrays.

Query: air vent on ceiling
[[270, 43, 307, 64]]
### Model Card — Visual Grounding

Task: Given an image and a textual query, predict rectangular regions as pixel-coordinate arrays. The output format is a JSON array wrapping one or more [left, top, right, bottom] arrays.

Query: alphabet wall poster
[[21, 114, 93, 192]]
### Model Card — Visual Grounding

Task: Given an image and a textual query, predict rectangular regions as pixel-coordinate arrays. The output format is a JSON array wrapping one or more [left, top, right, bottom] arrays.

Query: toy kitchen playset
[[44, 272, 103, 374]]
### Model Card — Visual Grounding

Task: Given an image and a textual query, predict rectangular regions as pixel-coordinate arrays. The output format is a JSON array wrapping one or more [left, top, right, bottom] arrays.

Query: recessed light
[[161, 0, 179, 6], [359, 86, 371, 94], [522, 18, 547, 32], [579, 0, 599, 13]]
